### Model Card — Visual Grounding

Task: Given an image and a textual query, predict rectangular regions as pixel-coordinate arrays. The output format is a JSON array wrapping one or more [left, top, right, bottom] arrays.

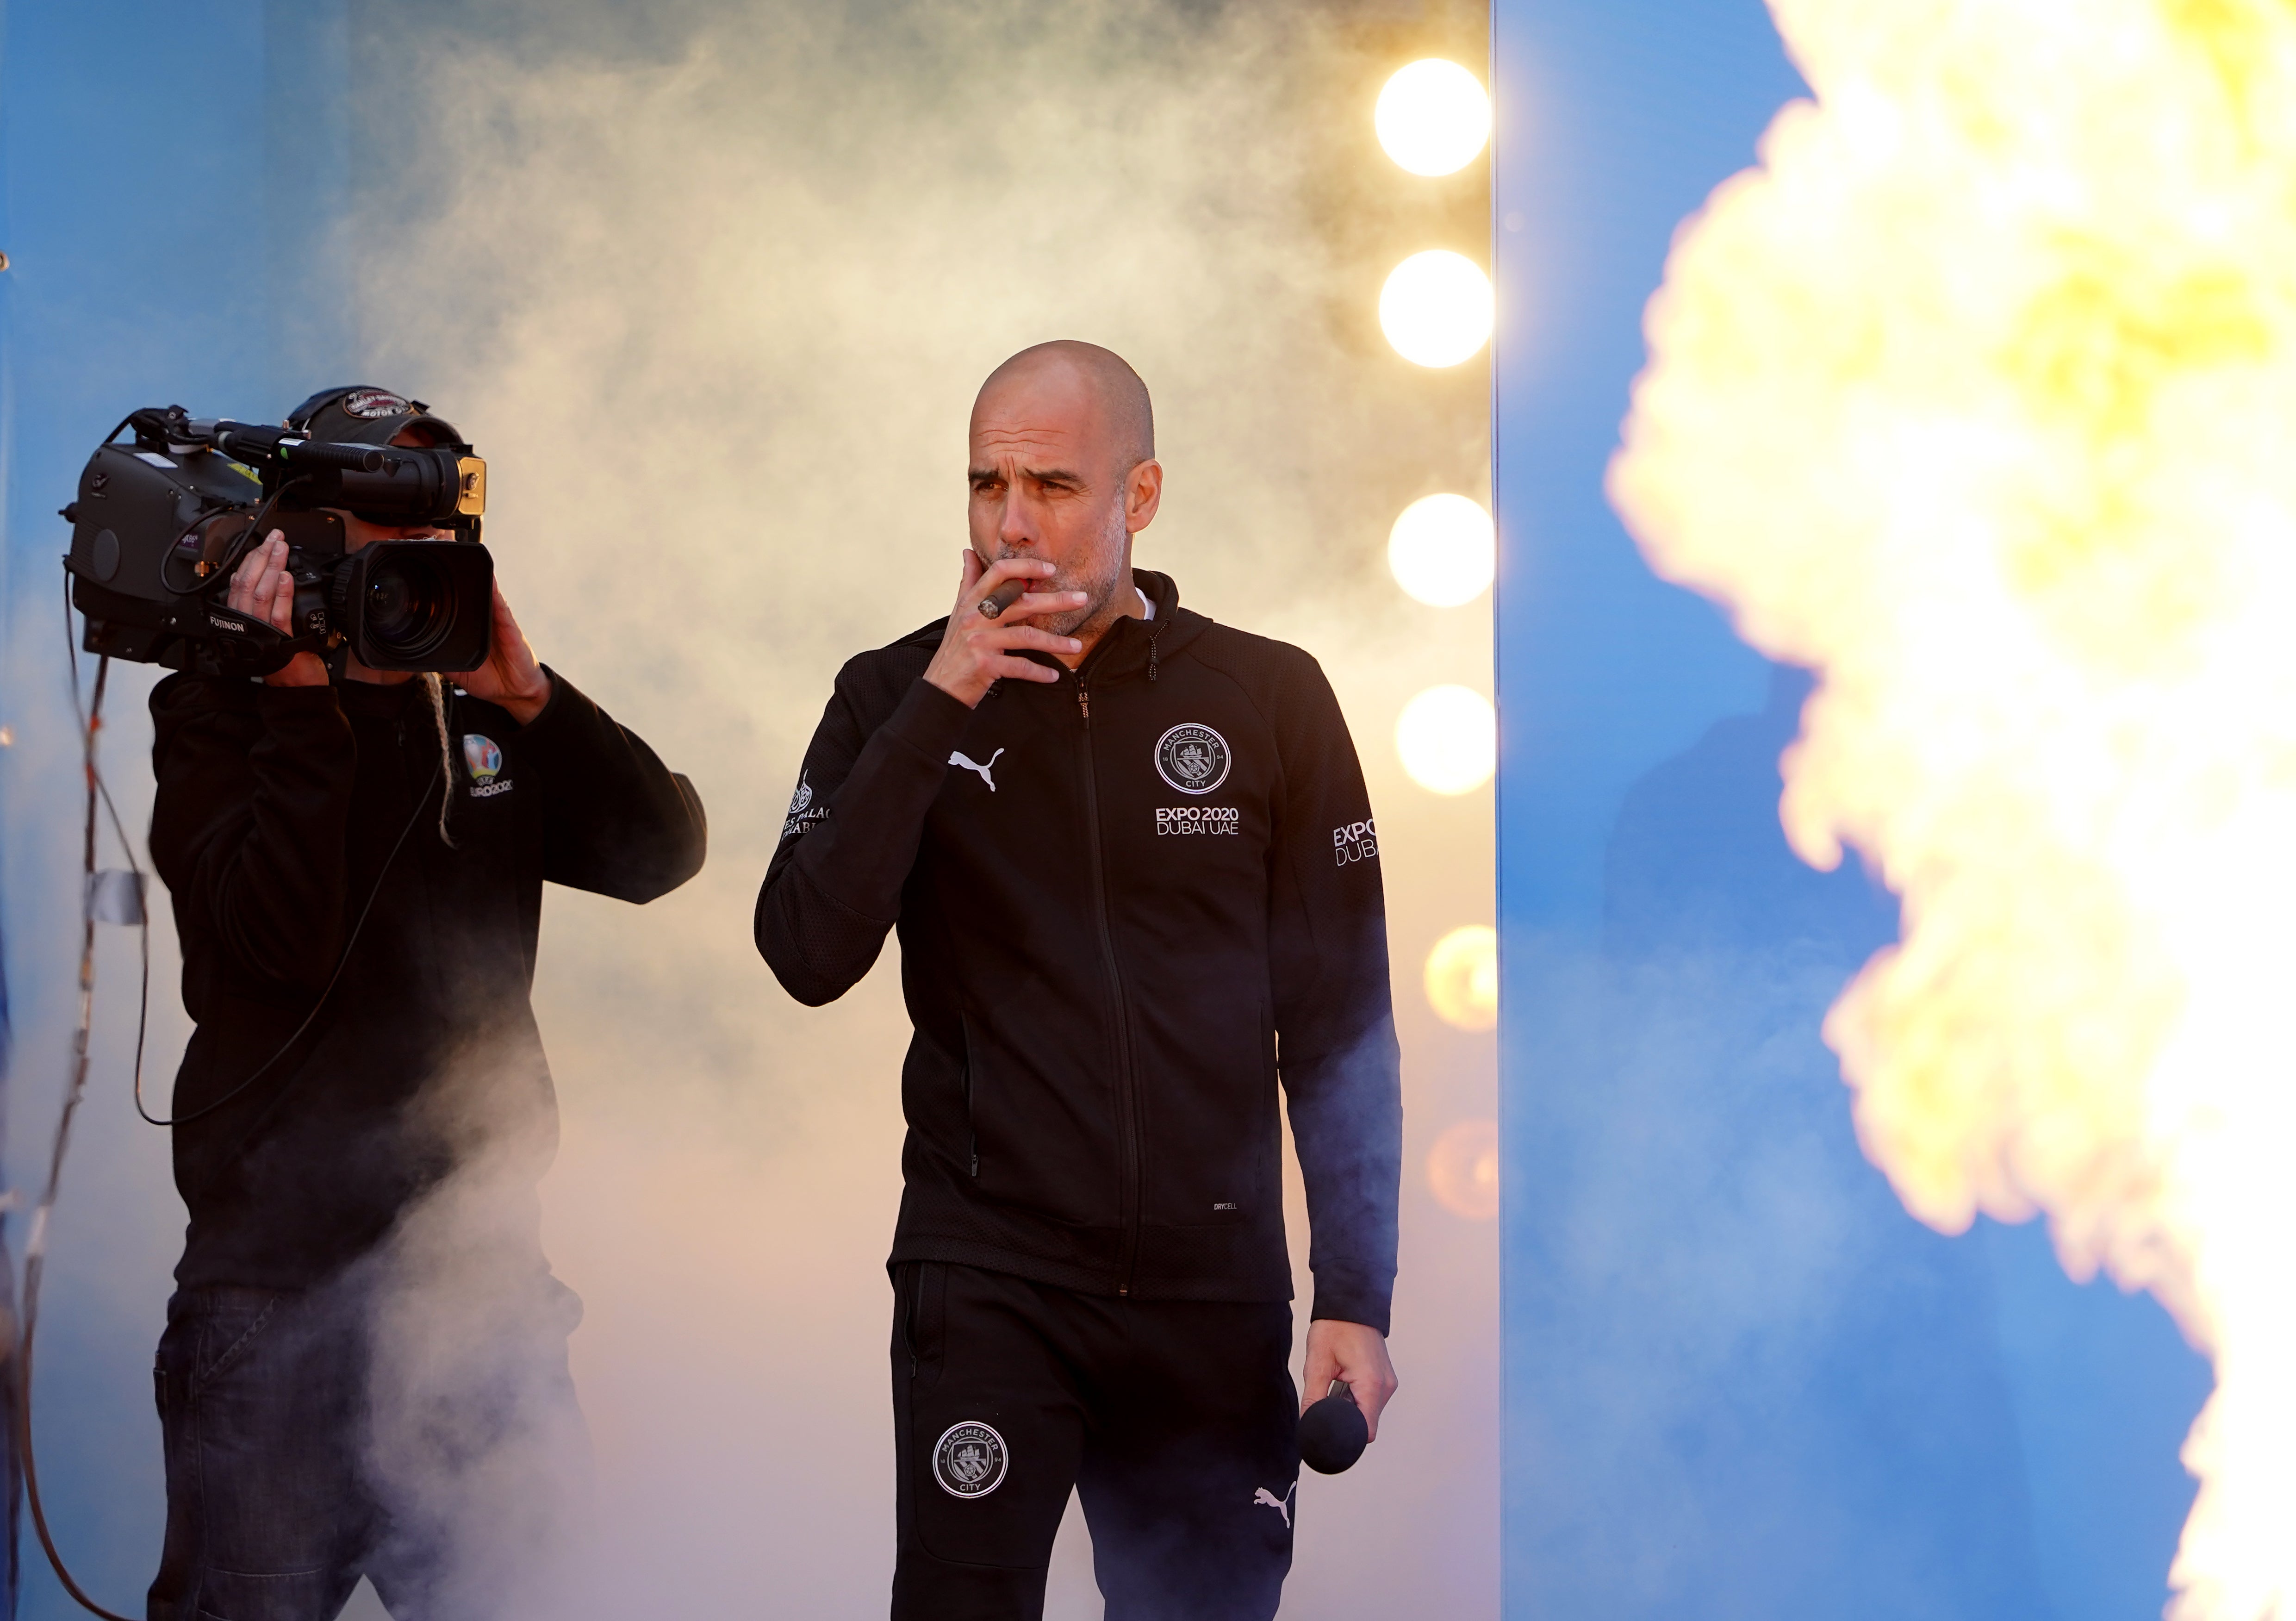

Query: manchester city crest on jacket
[[1154, 722, 1231, 795]]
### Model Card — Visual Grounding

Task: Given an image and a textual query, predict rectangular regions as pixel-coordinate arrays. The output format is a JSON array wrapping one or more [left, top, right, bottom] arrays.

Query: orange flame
[[1609, 3, 2296, 1615]]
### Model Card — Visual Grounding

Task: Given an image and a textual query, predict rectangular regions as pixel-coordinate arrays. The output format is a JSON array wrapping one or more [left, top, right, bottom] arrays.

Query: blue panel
[[1491, 2, 1784, 938], [0, 7, 347, 1615], [1489, 4, 2212, 1619], [0, 6, 21, 1609]]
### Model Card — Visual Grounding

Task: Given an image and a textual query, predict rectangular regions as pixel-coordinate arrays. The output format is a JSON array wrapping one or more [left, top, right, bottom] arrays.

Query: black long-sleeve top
[[755, 570, 1402, 1331], [150, 667, 705, 1290]]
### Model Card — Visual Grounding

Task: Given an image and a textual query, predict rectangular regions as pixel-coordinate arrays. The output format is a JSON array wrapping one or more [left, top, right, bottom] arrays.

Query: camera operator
[[756, 342, 1402, 1620], [143, 387, 706, 1621]]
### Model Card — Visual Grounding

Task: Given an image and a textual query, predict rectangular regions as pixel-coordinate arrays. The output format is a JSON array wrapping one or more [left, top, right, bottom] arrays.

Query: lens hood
[[336, 539, 494, 673]]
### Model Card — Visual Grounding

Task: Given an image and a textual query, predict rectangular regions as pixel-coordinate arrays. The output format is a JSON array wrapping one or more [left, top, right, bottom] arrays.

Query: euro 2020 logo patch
[[1155, 723, 1232, 796], [933, 1421, 1009, 1499], [462, 734, 502, 782]]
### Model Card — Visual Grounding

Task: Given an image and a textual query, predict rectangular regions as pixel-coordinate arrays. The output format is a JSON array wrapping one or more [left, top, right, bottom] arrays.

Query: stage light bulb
[[1379, 250, 1493, 368], [1375, 59, 1491, 177], [1427, 1118, 1500, 1221], [1396, 684, 1495, 795], [1388, 493, 1495, 607], [1425, 924, 1499, 1031]]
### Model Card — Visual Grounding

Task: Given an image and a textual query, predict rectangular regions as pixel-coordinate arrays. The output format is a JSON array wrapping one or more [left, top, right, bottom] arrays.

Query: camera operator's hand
[[1302, 1319, 1399, 1441], [228, 532, 328, 689], [922, 552, 1087, 708], [451, 583, 552, 726]]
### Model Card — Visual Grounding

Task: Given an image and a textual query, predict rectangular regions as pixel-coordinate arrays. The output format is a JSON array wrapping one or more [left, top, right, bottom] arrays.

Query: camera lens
[[335, 538, 492, 672], [362, 550, 460, 664]]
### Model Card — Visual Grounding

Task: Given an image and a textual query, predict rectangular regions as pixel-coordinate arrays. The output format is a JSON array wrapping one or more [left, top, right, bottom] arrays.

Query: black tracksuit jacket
[[150, 668, 706, 1291], [755, 570, 1401, 1332]]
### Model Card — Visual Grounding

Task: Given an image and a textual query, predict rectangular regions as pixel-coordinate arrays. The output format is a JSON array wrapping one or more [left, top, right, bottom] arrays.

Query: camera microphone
[[206, 421, 386, 474], [1298, 1380, 1370, 1475]]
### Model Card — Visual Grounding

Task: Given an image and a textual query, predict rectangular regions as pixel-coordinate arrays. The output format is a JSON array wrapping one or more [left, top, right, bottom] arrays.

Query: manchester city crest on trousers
[[1154, 723, 1232, 795], [933, 1421, 1009, 1498]]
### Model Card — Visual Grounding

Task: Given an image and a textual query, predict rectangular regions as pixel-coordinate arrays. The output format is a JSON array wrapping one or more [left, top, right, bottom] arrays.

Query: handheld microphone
[[1298, 1380, 1370, 1474]]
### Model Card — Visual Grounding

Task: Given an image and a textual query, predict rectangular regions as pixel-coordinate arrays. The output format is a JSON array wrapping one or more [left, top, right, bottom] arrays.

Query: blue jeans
[[147, 1275, 585, 1621]]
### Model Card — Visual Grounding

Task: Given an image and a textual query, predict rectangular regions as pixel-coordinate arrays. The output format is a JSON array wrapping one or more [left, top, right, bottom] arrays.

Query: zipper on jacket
[[904, 1264, 925, 1377], [962, 1059, 978, 1178], [1073, 667, 1143, 1295]]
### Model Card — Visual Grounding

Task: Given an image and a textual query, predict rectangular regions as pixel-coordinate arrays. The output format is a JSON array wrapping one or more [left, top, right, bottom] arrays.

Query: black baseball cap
[[285, 385, 471, 451]]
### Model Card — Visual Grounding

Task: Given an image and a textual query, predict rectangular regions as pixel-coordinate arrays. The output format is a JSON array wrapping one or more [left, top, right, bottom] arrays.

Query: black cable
[[158, 479, 304, 600], [134, 775, 434, 1127], [15, 567, 438, 1618], [117, 407, 316, 601], [14, 634, 139, 1621], [70, 536, 430, 1129], [62, 571, 151, 1133], [79, 555, 435, 1123]]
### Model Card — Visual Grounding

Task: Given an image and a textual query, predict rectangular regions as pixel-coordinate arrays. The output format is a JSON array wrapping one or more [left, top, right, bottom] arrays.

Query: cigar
[[978, 579, 1028, 619]]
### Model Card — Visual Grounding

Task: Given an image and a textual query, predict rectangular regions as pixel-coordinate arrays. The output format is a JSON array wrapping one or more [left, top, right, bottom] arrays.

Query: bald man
[[756, 342, 1401, 1621]]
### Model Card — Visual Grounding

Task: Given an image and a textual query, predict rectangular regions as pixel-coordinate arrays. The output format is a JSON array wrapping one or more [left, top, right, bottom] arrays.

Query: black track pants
[[890, 1263, 1300, 1621]]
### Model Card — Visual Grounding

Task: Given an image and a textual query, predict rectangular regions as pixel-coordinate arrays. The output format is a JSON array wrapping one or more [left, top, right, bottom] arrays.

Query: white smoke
[[326, 1, 1497, 1615]]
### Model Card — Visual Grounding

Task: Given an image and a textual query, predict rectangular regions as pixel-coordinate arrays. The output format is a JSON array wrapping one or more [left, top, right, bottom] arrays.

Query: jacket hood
[[1086, 567, 1208, 682]]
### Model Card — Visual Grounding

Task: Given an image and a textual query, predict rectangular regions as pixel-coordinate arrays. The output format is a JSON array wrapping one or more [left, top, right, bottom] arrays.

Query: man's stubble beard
[[996, 499, 1132, 643]]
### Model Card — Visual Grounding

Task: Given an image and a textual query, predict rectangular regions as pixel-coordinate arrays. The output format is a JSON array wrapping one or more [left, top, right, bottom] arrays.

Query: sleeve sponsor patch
[[782, 772, 831, 842], [1333, 817, 1379, 866]]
